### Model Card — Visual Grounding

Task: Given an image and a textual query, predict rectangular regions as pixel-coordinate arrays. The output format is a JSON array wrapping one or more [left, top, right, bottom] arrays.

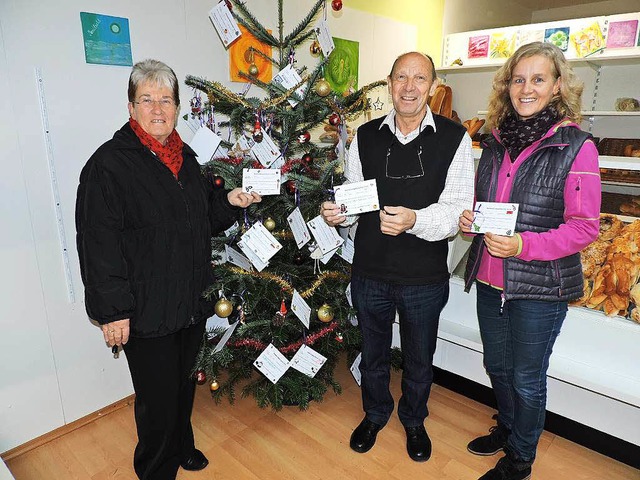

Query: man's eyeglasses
[[132, 98, 176, 110], [385, 140, 425, 180]]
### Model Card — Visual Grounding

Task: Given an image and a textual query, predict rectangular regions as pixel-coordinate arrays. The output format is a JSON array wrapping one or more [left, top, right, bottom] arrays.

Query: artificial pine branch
[[230, 0, 279, 47], [282, 0, 324, 46]]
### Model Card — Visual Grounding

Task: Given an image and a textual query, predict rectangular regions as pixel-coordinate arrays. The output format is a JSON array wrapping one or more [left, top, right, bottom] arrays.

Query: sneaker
[[468, 423, 510, 456], [479, 454, 532, 480]]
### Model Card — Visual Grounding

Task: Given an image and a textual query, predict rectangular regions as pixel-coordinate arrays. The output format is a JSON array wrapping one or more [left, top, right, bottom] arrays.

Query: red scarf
[[129, 118, 184, 178]]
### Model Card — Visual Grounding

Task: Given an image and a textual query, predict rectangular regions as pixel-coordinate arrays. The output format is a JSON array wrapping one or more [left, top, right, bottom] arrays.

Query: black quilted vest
[[464, 124, 591, 301]]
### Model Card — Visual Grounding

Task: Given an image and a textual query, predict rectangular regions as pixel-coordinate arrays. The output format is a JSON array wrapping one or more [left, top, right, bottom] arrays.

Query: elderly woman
[[76, 59, 260, 480], [459, 42, 600, 480]]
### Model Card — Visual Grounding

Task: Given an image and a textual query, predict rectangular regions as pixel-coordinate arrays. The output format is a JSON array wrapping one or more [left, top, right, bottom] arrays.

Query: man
[[320, 52, 474, 462]]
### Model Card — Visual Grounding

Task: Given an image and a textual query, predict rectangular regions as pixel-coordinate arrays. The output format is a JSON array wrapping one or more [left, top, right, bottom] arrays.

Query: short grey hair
[[128, 59, 180, 106], [389, 52, 437, 83]]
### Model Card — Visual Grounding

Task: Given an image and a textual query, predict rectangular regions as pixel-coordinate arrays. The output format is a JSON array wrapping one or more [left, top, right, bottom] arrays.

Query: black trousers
[[123, 320, 206, 480]]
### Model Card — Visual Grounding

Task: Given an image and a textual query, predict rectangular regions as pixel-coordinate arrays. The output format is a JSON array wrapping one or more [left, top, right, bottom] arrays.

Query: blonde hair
[[486, 42, 583, 129]]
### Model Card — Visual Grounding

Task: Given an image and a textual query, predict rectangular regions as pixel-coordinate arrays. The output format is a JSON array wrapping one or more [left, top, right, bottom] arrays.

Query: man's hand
[[379, 206, 416, 236], [458, 209, 475, 233], [484, 232, 520, 258], [227, 188, 262, 208], [320, 201, 347, 227], [102, 318, 130, 347]]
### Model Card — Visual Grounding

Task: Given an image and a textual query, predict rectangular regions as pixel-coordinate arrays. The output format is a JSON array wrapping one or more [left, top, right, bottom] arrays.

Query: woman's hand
[[484, 232, 520, 258], [102, 318, 130, 347], [320, 201, 346, 227], [227, 188, 262, 208], [379, 206, 416, 236], [458, 209, 475, 233]]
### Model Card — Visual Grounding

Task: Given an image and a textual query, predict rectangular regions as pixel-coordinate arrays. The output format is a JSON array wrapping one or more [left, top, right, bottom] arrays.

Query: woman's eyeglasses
[[132, 98, 176, 110]]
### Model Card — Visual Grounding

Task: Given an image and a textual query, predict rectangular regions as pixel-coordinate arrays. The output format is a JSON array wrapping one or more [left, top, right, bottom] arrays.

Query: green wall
[[346, 0, 445, 65]]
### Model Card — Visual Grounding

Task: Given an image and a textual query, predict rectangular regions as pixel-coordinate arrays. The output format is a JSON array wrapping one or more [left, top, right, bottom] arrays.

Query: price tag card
[[316, 19, 335, 56], [307, 215, 344, 254], [337, 237, 355, 264], [350, 352, 362, 386], [291, 289, 311, 329], [224, 221, 239, 237], [250, 129, 281, 168], [242, 168, 281, 195], [239, 222, 283, 263], [208, 1, 241, 47], [213, 320, 239, 354], [289, 344, 327, 378], [254, 343, 290, 384], [345, 283, 352, 307], [225, 244, 253, 271], [237, 239, 269, 271], [471, 202, 520, 236], [334, 179, 380, 215], [272, 64, 307, 107], [287, 207, 312, 248], [190, 126, 222, 165]]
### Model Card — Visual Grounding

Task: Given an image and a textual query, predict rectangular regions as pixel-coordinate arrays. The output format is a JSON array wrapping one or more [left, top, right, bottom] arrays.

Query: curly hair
[[486, 42, 583, 129]]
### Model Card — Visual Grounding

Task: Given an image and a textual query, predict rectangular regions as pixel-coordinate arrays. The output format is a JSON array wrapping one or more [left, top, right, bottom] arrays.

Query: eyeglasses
[[132, 98, 176, 110], [385, 139, 425, 180]]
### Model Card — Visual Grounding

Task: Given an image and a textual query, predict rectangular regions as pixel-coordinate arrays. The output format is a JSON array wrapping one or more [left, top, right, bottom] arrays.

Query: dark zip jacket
[[464, 125, 591, 302], [76, 122, 238, 337]]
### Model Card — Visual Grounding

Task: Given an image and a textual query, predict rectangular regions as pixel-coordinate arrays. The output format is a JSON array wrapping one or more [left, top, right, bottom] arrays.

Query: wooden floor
[[6, 360, 639, 480]]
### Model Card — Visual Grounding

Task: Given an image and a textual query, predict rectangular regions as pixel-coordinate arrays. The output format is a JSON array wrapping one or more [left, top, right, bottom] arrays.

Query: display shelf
[[438, 52, 640, 74], [472, 149, 640, 168], [476, 110, 640, 117]]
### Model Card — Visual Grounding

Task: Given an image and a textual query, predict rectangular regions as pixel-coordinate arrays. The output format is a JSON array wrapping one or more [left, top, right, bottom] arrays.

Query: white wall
[[0, 0, 415, 452]]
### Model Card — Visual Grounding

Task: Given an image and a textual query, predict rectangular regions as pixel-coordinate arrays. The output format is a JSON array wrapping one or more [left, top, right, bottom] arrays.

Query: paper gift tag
[[291, 289, 311, 329], [289, 344, 327, 378], [209, 1, 241, 47], [287, 207, 312, 248], [254, 343, 289, 384]]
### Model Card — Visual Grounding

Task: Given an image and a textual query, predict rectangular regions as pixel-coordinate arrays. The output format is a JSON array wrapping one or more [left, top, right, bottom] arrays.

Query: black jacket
[[76, 123, 238, 337]]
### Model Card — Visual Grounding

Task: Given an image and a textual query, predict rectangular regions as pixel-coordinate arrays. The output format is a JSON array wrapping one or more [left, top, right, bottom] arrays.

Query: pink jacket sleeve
[[518, 139, 601, 261]]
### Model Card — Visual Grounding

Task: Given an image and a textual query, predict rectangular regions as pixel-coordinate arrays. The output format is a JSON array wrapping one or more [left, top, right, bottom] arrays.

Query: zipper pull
[[177, 180, 184, 189], [499, 293, 506, 315]]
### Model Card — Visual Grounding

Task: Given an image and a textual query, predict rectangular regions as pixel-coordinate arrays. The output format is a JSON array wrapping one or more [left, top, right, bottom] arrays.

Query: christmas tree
[[184, 0, 385, 410]]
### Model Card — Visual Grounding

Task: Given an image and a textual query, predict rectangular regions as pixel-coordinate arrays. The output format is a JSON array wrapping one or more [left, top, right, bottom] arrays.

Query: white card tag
[[205, 314, 230, 337], [224, 221, 239, 237], [291, 289, 311, 329], [289, 344, 327, 378], [213, 320, 239, 353], [209, 1, 241, 47], [320, 245, 340, 264], [190, 126, 222, 165], [307, 215, 344, 254], [225, 244, 253, 271], [242, 168, 281, 195], [239, 222, 283, 263], [337, 237, 355, 264], [287, 207, 312, 248], [471, 202, 519, 236], [237, 239, 269, 272], [254, 343, 290, 384], [316, 19, 335, 56], [250, 129, 281, 168], [272, 64, 307, 107], [350, 352, 362, 386], [345, 283, 352, 307], [333, 179, 380, 215]]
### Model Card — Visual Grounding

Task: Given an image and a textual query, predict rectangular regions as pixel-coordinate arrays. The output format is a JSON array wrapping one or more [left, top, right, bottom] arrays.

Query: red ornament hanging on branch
[[195, 370, 207, 385], [328, 113, 341, 126], [284, 180, 297, 195], [331, 0, 343, 12], [252, 119, 263, 143], [298, 131, 311, 144], [212, 175, 225, 189]]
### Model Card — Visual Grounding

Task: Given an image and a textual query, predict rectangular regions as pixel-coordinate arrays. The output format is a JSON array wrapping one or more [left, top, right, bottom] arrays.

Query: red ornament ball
[[195, 370, 207, 385], [328, 113, 341, 126], [331, 0, 343, 12], [284, 180, 297, 195], [302, 153, 313, 165], [212, 175, 225, 189], [298, 131, 311, 144]]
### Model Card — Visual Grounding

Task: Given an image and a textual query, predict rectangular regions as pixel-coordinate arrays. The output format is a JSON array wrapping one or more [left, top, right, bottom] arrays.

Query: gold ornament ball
[[215, 298, 233, 318], [315, 79, 331, 97], [248, 63, 259, 76], [317, 303, 334, 323], [263, 217, 276, 231], [210, 380, 220, 391]]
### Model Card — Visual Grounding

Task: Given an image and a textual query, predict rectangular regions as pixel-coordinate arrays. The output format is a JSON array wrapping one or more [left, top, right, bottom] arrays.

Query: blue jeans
[[351, 274, 449, 428], [476, 282, 566, 462]]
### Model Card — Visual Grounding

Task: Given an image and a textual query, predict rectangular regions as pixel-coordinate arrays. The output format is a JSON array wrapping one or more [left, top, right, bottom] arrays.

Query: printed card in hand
[[472, 202, 519, 236], [253, 343, 289, 384], [242, 168, 281, 195], [289, 344, 327, 378], [333, 179, 380, 215]]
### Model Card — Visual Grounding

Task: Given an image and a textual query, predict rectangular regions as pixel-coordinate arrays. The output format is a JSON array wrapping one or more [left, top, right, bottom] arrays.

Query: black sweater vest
[[352, 115, 466, 285]]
